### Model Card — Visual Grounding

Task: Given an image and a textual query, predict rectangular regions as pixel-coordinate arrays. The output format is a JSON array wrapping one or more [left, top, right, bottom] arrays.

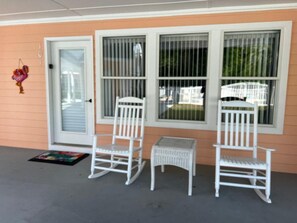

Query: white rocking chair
[[214, 100, 275, 203], [88, 96, 146, 185]]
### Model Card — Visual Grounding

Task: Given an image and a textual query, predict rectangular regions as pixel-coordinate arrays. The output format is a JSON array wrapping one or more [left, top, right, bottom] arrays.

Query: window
[[102, 36, 146, 117], [221, 31, 280, 125], [96, 21, 291, 133], [158, 33, 208, 122]]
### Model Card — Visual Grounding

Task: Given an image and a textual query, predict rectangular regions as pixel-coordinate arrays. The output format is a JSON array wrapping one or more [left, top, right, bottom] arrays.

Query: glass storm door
[[51, 40, 93, 145]]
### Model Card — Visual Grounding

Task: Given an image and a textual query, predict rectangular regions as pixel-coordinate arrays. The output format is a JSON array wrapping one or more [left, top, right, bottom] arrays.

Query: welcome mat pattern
[[29, 151, 89, 166]]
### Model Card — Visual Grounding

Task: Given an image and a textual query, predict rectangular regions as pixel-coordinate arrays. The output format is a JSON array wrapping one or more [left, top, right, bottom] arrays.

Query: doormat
[[29, 151, 89, 166]]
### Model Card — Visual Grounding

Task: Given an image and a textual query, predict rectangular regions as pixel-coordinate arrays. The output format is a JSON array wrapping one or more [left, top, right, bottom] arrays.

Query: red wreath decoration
[[12, 59, 29, 94]]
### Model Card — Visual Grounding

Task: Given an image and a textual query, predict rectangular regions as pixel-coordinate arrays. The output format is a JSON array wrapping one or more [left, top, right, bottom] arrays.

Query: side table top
[[154, 136, 196, 149]]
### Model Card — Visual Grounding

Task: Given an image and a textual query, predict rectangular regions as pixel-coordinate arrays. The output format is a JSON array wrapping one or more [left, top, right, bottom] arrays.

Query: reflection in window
[[60, 49, 86, 132], [158, 33, 208, 122], [159, 80, 206, 121], [221, 30, 280, 125]]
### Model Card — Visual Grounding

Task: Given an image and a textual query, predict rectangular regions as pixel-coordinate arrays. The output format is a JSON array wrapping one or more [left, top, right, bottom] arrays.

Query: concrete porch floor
[[0, 146, 296, 223]]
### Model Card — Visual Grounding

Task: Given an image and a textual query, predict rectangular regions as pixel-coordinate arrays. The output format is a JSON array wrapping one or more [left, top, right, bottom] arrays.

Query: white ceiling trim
[[69, 0, 208, 11], [0, 9, 67, 17], [0, 2, 296, 27]]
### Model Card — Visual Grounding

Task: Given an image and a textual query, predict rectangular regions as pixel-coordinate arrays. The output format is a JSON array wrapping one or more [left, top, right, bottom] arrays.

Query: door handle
[[85, 99, 92, 103]]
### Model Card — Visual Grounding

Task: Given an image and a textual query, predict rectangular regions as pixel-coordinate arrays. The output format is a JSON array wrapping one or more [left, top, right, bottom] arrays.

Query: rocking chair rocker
[[214, 100, 275, 203], [89, 96, 146, 185]]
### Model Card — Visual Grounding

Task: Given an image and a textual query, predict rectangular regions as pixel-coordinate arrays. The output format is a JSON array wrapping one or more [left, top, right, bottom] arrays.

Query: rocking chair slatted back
[[217, 100, 258, 153], [112, 96, 146, 143]]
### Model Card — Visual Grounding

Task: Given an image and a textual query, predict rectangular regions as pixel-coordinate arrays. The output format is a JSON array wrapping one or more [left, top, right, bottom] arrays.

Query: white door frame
[[44, 36, 94, 153]]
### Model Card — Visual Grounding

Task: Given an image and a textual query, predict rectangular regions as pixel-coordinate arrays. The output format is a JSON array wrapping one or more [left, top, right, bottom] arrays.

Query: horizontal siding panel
[[284, 116, 297, 125], [291, 44, 297, 54], [0, 125, 47, 136], [0, 97, 46, 106], [258, 135, 297, 145], [0, 51, 43, 59], [95, 124, 113, 133], [0, 111, 46, 121], [0, 119, 47, 128], [287, 76, 297, 85], [0, 89, 46, 98], [260, 144, 297, 155], [289, 64, 297, 75], [271, 154, 297, 165], [286, 86, 297, 96], [271, 164, 297, 174], [1, 42, 39, 52], [290, 53, 297, 64], [0, 104, 46, 113], [0, 34, 43, 43], [0, 139, 47, 150], [286, 96, 297, 106], [284, 125, 297, 135], [285, 105, 297, 115], [0, 58, 44, 68], [0, 132, 47, 143], [197, 157, 214, 165]]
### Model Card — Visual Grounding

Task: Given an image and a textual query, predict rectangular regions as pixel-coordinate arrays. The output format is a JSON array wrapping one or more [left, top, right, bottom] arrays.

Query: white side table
[[150, 136, 197, 196]]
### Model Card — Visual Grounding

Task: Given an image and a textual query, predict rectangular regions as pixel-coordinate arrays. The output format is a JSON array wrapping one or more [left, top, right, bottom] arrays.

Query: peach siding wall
[[0, 9, 297, 173]]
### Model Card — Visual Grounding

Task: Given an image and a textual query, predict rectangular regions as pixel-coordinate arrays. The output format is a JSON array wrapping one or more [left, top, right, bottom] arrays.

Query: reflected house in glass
[[221, 82, 271, 106]]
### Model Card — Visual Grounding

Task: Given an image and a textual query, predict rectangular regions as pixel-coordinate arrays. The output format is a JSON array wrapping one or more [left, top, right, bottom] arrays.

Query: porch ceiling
[[0, 0, 297, 25]]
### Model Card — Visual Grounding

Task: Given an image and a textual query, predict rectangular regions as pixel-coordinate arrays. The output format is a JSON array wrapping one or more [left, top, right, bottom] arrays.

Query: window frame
[[95, 21, 292, 134]]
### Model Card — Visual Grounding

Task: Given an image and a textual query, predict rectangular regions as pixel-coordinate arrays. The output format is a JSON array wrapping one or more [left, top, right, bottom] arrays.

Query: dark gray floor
[[0, 147, 296, 223]]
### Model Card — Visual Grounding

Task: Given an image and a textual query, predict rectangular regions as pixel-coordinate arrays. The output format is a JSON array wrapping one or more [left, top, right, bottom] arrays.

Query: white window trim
[[95, 21, 292, 134]]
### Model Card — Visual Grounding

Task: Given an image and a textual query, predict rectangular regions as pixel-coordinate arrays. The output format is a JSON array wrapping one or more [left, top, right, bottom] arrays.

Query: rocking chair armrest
[[128, 137, 143, 142], [257, 146, 276, 152]]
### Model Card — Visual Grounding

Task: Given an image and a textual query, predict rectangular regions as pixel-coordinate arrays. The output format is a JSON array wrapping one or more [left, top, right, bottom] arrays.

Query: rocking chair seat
[[98, 144, 142, 154], [220, 155, 266, 170]]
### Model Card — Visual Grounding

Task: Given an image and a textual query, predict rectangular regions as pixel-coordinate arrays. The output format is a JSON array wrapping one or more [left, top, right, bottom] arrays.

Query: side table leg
[[193, 149, 196, 176], [150, 162, 155, 191], [188, 167, 192, 196], [188, 153, 193, 196]]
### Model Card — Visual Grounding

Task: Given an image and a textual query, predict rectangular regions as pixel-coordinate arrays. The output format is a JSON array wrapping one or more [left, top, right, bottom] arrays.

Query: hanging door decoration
[[11, 58, 29, 94]]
